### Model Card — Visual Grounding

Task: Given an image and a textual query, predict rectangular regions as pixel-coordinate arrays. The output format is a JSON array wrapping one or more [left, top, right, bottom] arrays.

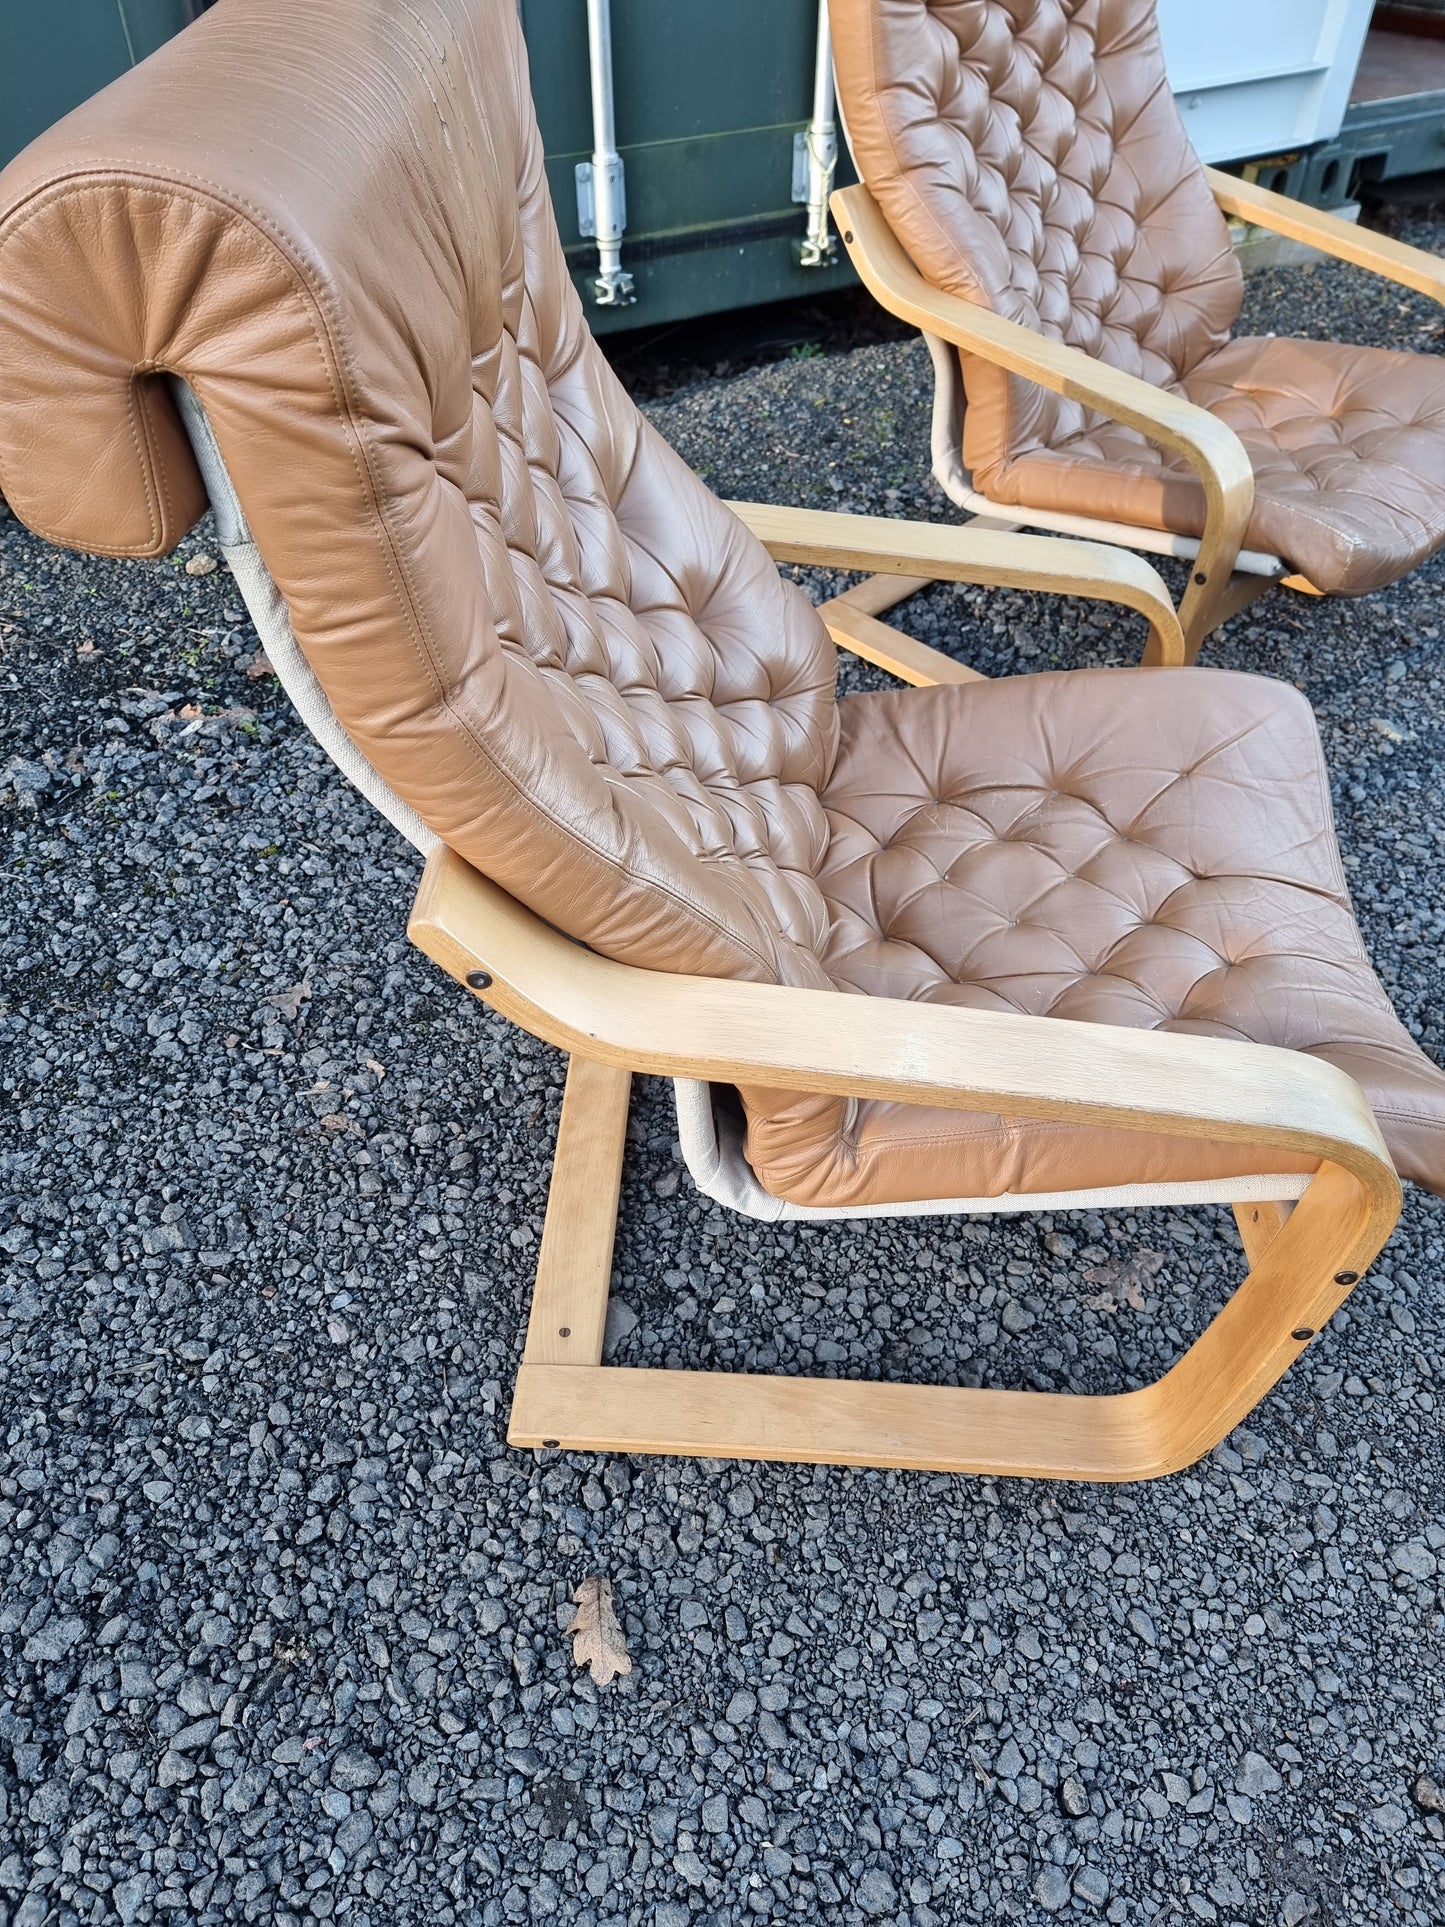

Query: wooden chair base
[[816, 572, 986, 685], [507, 1054, 1389, 1482], [828, 564, 1295, 674]]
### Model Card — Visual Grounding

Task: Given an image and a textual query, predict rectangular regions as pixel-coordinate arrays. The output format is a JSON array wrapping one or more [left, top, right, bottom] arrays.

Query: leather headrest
[[0, 23, 235, 555], [0, 0, 490, 560]]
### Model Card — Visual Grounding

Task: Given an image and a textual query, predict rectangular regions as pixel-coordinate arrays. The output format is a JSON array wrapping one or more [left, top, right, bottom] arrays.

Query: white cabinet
[[1156, 0, 1374, 163]]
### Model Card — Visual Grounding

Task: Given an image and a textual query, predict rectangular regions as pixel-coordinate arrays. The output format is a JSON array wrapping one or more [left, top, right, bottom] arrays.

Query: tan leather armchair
[[829, 0, 1445, 656], [2, 0, 1441, 1480]]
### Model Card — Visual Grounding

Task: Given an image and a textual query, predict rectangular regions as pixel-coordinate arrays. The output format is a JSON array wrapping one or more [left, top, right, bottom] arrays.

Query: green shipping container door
[[0, 0, 857, 331], [522, 0, 858, 328]]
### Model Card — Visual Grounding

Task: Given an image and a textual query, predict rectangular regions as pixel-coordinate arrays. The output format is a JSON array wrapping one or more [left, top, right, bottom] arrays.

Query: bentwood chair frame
[[0, 0, 1412, 1485], [184, 391, 1399, 1484], [174, 386, 1397, 1483], [830, 168, 1445, 659], [412, 807, 1397, 1481]]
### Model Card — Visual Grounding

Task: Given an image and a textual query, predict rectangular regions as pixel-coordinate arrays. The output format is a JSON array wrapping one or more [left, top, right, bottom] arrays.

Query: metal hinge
[[575, 155, 627, 241], [791, 130, 812, 205]]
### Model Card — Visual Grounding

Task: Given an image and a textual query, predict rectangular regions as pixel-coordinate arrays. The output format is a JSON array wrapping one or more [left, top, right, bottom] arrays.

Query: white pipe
[[799, 0, 838, 267], [584, 0, 634, 306]]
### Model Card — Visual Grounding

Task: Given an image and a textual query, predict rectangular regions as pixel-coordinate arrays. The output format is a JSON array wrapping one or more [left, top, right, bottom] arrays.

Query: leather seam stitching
[[1369, 1106, 1445, 1134]]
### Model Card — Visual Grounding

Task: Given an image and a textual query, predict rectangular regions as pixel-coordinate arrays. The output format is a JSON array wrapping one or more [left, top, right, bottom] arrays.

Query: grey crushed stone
[[1059, 1775, 1089, 1820], [3, 220, 1445, 1925], [1035, 1862, 1073, 1912]]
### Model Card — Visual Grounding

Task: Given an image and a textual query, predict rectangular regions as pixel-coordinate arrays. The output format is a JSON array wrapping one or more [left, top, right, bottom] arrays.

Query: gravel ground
[[3, 225, 1445, 1927]]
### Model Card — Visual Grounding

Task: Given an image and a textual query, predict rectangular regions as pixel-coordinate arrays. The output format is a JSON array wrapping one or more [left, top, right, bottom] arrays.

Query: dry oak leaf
[[245, 651, 277, 680], [566, 1576, 632, 1687], [1081, 1249, 1163, 1314], [263, 980, 312, 1022]]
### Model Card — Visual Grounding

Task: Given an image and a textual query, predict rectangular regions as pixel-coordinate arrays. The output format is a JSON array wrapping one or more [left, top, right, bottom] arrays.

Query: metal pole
[[799, 0, 838, 267], [578, 0, 635, 307]]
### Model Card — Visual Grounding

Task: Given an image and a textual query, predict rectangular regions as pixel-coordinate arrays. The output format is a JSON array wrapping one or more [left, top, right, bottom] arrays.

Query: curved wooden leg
[[507, 1059, 1399, 1481], [521, 1055, 631, 1369], [1175, 569, 1280, 661], [1130, 1159, 1394, 1476], [817, 572, 987, 687]]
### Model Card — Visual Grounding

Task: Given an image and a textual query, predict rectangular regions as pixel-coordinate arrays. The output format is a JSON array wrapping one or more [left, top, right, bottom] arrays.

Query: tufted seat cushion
[[741, 669, 1445, 1203], [983, 337, 1445, 597], [829, 0, 1445, 596]]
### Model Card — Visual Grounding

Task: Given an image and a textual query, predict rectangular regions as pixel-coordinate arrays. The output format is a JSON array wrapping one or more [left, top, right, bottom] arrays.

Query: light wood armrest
[[727, 500, 1187, 665], [416, 847, 1400, 1482], [409, 846, 1396, 1200], [832, 182, 1256, 652], [1206, 166, 1445, 304]]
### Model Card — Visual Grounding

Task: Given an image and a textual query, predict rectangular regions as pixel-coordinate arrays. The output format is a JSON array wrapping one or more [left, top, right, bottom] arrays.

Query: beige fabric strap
[[174, 382, 439, 855], [673, 1077, 1309, 1223]]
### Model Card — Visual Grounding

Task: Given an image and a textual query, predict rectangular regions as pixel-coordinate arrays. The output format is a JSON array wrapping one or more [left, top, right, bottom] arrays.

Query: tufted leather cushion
[[830, 0, 1242, 464], [2, 0, 1442, 1209], [0, 0, 839, 996], [991, 335, 1445, 597], [830, 0, 1445, 596], [743, 670, 1445, 1203]]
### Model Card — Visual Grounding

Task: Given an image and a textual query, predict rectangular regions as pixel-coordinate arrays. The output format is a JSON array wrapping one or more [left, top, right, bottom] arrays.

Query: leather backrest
[[830, 0, 1243, 472], [0, 0, 839, 991]]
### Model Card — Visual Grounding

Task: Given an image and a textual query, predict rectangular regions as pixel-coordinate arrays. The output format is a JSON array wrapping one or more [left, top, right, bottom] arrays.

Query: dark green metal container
[[0, 0, 858, 332]]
